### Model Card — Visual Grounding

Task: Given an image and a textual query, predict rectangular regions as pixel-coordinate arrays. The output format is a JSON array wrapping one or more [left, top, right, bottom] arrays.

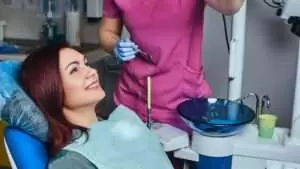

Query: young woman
[[20, 43, 173, 169]]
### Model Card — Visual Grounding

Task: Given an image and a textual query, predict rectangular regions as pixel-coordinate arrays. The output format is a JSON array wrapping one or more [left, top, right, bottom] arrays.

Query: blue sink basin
[[177, 98, 256, 137]]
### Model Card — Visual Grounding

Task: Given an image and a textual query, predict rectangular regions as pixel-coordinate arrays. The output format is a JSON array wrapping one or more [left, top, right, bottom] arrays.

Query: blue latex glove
[[113, 38, 138, 62]]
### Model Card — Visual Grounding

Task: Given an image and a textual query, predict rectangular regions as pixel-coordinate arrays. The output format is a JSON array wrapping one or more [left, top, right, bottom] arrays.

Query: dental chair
[[1, 58, 118, 169], [0, 60, 190, 169], [4, 127, 48, 169], [0, 60, 49, 169]]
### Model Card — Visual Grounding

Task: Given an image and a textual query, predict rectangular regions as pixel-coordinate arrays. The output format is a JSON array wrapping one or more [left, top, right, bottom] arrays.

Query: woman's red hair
[[20, 43, 87, 156]]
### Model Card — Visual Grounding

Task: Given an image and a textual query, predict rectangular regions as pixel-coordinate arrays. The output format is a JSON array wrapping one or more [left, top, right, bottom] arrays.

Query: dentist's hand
[[113, 38, 138, 62]]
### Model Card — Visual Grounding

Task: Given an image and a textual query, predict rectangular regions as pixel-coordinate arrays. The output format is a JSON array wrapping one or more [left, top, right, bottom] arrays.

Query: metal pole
[[228, 0, 248, 101]]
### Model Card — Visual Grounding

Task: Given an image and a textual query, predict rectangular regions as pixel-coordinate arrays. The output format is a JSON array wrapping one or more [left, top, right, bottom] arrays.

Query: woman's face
[[59, 48, 105, 109]]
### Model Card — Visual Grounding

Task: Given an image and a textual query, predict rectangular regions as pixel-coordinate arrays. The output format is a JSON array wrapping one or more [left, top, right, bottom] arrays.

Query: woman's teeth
[[87, 82, 99, 89]]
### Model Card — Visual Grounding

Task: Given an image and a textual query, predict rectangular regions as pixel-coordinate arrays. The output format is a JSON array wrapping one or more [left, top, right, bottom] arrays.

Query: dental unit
[[150, 0, 300, 169]]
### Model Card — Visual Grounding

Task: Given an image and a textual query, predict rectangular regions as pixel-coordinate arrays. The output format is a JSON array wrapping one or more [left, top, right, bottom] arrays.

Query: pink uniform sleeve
[[103, 0, 121, 18]]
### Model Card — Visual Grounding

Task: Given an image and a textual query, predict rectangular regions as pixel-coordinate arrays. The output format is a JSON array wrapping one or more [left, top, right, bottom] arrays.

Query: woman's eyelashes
[[70, 66, 79, 74], [70, 60, 89, 74]]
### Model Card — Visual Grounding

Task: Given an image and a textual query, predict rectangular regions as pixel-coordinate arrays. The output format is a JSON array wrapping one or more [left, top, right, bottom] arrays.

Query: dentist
[[98, 0, 244, 168], [98, 0, 244, 133]]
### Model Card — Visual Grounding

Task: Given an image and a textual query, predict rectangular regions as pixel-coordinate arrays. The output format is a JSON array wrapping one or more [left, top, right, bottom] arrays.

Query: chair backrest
[[4, 127, 48, 169]]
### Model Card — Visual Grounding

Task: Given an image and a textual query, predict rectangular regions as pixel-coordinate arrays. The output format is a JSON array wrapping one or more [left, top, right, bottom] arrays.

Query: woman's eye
[[84, 60, 89, 66], [70, 67, 79, 74]]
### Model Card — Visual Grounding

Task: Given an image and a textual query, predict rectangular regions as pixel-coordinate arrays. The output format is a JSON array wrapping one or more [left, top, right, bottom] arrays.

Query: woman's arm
[[48, 150, 97, 169], [205, 0, 244, 15], [98, 17, 123, 55]]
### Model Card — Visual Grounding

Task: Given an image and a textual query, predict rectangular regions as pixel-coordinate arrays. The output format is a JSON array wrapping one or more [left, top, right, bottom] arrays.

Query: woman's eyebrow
[[65, 61, 79, 70]]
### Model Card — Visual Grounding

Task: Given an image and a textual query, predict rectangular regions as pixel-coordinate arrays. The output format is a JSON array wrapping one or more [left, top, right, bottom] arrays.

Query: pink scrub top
[[104, 0, 212, 132]]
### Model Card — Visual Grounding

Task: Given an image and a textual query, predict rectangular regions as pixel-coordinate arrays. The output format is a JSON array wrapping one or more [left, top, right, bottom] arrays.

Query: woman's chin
[[96, 90, 106, 102]]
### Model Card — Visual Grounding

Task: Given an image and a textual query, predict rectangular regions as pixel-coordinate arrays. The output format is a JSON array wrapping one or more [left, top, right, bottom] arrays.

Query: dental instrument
[[138, 50, 154, 64], [146, 76, 152, 128]]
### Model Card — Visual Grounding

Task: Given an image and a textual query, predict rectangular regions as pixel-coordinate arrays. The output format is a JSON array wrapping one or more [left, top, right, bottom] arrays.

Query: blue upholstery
[[0, 60, 48, 142], [5, 127, 48, 169], [0, 60, 49, 168]]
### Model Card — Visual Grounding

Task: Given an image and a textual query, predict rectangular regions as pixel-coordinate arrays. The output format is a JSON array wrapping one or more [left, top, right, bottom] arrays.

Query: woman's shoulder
[[48, 150, 97, 169]]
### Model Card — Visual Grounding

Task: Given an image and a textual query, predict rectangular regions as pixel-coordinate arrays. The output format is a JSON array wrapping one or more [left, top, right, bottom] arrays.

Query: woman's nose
[[85, 66, 97, 78]]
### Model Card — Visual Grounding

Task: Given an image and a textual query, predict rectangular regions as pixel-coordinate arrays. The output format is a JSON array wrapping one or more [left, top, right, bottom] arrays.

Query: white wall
[[0, 4, 129, 43], [0, 4, 102, 43], [1, 0, 298, 127]]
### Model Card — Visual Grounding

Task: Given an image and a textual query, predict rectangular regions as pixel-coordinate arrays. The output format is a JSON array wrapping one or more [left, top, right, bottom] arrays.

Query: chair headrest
[[4, 127, 48, 169], [0, 60, 49, 142]]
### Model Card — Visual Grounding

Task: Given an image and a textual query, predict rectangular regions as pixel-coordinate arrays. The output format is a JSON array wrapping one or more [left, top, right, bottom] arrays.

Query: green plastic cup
[[258, 114, 277, 139]]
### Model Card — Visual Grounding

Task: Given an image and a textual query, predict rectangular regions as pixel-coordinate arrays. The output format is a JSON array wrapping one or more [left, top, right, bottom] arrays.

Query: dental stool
[[4, 127, 48, 169]]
